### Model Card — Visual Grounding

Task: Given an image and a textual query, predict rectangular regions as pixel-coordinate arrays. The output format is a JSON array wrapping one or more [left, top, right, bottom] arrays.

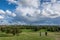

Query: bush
[[11, 28, 22, 36], [0, 27, 5, 32], [6, 28, 12, 34]]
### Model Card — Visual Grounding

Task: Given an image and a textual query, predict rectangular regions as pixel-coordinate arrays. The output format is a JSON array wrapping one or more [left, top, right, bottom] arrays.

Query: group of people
[[40, 32, 47, 36]]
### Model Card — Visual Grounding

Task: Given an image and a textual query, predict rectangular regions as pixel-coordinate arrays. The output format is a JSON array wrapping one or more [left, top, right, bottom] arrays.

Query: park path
[[54, 32, 60, 40], [48, 32, 60, 40], [56, 35, 60, 40]]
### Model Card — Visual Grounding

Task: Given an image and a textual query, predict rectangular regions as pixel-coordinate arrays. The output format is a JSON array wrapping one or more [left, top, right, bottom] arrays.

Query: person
[[45, 31, 47, 36], [40, 32, 41, 36]]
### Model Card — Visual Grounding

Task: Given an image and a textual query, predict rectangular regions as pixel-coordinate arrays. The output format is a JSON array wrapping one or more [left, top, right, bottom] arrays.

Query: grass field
[[0, 29, 59, 40]]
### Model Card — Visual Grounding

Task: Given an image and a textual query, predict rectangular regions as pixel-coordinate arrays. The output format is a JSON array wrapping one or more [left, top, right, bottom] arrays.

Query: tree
[[11, 28, 22, 36], [0, 27, 5, 32]]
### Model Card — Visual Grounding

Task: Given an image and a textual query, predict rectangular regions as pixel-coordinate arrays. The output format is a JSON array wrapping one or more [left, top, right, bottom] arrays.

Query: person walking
[[45, 31, 47, 36]]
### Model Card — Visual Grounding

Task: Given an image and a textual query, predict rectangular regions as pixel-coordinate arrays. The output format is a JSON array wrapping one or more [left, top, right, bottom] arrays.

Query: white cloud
[[7, 0, 60, 22], [52, 3, 60, 12], [16, 7, 40, 17], [12, 13, 16, 17], [14, 0, 60, 21], [0, 10, 5, 19], [19, 0, 40, 8], [0, 9, 17, 25], [7, 0, 17, 4], [7, 0, 40, 8], [16, 22, 26, 25], [0, 16, 4, 19], [14, 0, 41, 21], [6, 10, 16, 17], [42, 2, 60, 18], [6, 10, 12, 14], [0, 20, 11, 25], [51, 0, 57, 3], [0, 9, 16, 20], [16, 7, 41, 21], [0, 10, 5, 14]]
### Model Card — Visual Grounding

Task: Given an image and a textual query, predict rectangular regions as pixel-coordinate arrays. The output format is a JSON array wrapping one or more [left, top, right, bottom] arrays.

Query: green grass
[[0, 32, 55, 40], [21, 29, 33, 32], [0, 29, 59, 40]]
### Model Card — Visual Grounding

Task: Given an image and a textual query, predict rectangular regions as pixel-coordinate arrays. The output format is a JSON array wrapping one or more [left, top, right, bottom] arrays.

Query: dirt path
[[47, 32, 60, 40], [54, 32, 60, 40], [56, 35, 60, 40]]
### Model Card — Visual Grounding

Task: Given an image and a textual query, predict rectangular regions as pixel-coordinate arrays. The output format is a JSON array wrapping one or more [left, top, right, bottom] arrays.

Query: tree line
[[0, 25, 60, 35]]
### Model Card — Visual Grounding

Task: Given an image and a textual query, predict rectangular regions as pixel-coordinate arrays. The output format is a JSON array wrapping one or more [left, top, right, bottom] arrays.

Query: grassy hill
[[0, 29, 59, 40], [0, 25, 59, 40]]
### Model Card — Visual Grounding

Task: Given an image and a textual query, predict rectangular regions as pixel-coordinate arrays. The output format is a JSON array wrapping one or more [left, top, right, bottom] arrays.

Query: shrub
[[0, 27, 5, 32], [11, 28, 22, 36]]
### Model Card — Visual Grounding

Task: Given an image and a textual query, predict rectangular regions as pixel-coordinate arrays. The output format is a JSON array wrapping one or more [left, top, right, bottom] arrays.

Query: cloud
[[12, 0, 41, 22], [0, 10, 5, 14], [6, 10, 16, 17], [0, 9, 16, 25], [42, 2, 60, 18], [9, 0, 60, 21], [16, 6, 41, 21], [51, 0, 57, 3], [0, 16, 4, 19], [19, 0, 40, 8], [0, 10, 5, 19], [7, 0, 17, 4], [6, 0, 60, 24], [15, 0, 60, 21], [0, 9, 16, 17]]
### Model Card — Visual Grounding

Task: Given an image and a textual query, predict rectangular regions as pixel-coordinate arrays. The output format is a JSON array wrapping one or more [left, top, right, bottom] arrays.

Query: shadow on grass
[[0, 34, 13, 37]]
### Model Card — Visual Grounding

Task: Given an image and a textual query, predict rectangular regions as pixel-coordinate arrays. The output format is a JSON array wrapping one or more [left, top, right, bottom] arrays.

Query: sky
[[0, 0, 60, 25]]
